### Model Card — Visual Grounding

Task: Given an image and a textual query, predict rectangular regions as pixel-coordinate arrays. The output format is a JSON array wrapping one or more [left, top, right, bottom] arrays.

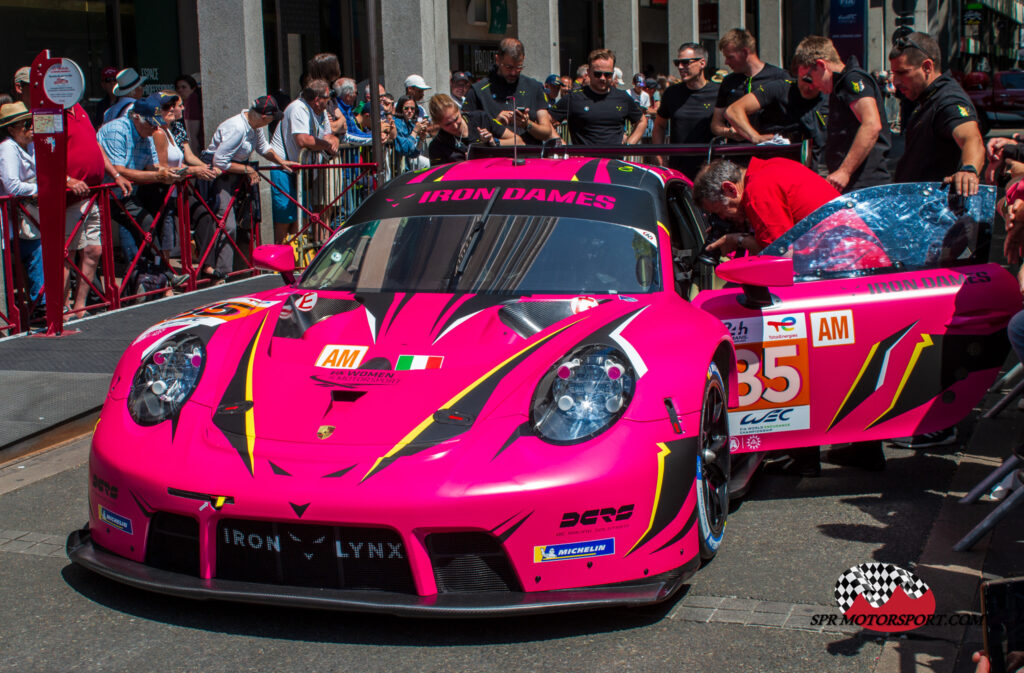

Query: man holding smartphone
[[463, 38, 555, 145]]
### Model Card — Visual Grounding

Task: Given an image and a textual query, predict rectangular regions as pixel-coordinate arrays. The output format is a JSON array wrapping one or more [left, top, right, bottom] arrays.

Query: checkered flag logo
[[834, 563, 929, 613]]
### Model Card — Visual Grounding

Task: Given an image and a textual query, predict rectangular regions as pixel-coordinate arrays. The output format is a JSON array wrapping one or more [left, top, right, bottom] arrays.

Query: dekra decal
[[560, 505, 634, 528]]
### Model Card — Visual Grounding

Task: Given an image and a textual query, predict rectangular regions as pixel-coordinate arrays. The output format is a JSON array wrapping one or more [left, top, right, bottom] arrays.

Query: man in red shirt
[[693, 156, 839, 254]]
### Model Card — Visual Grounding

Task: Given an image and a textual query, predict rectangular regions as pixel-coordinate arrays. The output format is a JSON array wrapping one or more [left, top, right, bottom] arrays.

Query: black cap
[[251, 95, 283, 121]]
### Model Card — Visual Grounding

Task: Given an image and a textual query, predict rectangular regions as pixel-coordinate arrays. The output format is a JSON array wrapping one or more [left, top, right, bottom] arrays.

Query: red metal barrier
[[0, 162, 377, 336]]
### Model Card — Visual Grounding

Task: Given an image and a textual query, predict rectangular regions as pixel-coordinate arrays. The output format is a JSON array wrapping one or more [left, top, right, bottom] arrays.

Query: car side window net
[[761, 183, 996, 282]]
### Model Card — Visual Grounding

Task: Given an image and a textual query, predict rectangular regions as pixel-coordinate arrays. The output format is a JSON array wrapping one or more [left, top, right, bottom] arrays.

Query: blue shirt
[[96, 115, 159, 197]]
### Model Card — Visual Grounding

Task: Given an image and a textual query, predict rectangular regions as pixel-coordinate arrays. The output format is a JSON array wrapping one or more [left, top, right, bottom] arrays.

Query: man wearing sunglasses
[[463, 38, 555, 145], [549, 48, 646, 146], [889, 31, 983, 197], [652, 43, 719, 178], [710, 29, 791, 141], [793, 35, 890, 192]]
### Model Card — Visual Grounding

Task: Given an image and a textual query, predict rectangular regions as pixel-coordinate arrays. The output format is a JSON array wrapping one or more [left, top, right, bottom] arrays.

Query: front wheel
[[696, 362, 730, 561]]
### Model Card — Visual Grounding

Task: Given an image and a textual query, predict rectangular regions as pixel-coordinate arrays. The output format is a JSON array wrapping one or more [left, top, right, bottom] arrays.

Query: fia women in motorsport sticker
[[834, 563, 936, 633]]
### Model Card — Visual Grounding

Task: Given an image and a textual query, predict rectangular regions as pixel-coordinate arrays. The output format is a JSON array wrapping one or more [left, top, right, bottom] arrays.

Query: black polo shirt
[[715, 63, 791, 109], [549, 86, 643, 145], [895, 73, 979, 183], [826, 63, 891, 190], [753, 79, 828, 164], [658, 81, 719, 178], [428, 110, 506, 165], [463, 68, 550, 145]]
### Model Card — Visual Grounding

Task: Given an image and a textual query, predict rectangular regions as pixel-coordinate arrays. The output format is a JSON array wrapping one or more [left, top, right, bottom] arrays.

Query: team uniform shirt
[[715, 63, 791, 110], [752, 79, 828, 164], [549, 86, 643, 145], [463, 68, 549, 145], [895, 73, 979, 183], [0, 138, 36, 197], [657, 81, 719, 177], [205, 111, 272, 170], [826, 62, 891, 190], [742, 157, 840, 249], [271, 98, 330, 161], [428, 110, 506, 165], [96, 115, 159, 197]]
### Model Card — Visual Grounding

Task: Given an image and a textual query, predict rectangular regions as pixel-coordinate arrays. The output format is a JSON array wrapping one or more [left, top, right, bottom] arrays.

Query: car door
[[693, 183, 1020, 454]]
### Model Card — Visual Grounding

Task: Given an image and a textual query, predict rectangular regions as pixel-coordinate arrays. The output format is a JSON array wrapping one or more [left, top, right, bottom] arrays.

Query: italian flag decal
[[396, 355, 443, 370]]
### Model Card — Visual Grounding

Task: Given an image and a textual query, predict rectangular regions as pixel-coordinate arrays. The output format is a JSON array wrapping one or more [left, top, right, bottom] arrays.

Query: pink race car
[[68, 157, 1019, 616]]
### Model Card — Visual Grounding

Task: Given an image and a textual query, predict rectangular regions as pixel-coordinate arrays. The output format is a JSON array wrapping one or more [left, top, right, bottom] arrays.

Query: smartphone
[[982, 577, 1024, 673], [515, 106, 526, 113], [173, 167, 189, 176]]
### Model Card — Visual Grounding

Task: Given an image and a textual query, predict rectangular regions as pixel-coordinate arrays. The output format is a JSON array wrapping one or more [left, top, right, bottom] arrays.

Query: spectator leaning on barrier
[[794, 35, 891, 192], [394, 95, 430, 170], [652, 43, 719, 178], [0, 102, 43, 311], [202, 96, 298, 279], [889, 31, 984, 196], [332, 78, 372, 146], [404, 75, 431, 121], [428, 93, 520, 166], [550, 48, 646, 146], [627, 74, 652, 111], [103, 68, 148, 125], [711, 29, 791, 141], [174, 74, 204, 155], [97, 94, 182, 291], [269, 79, 339, 244], [463, 38, 556, 146]]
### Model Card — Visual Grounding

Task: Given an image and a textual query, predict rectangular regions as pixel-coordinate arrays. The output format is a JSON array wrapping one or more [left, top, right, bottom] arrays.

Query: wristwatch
[[957, 164, 978, 175]]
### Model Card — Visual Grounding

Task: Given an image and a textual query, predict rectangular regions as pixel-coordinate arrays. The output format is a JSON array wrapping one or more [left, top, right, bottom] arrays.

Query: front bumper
[[67, 527, 696, 617]]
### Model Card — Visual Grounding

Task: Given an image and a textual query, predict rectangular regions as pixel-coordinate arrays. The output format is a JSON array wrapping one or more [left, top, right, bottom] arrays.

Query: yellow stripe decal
[[628, 442, 671, 555], [243, 316, 269, 476], [362, 321, 582, 480], [828, 341, 881, 430], [868, 333, 934, 428], [657, 221, 670, 237]]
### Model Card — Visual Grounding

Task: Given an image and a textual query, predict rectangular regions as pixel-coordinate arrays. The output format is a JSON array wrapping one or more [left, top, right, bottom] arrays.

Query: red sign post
[[28, 50, 83, 336]]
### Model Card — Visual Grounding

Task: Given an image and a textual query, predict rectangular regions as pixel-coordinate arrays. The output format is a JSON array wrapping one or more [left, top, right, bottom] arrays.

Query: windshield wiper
[[446, 187, 502, 291]]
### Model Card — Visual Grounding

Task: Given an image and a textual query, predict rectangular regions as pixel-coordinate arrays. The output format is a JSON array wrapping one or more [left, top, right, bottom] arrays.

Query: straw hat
[[0, 102, 31, 128]]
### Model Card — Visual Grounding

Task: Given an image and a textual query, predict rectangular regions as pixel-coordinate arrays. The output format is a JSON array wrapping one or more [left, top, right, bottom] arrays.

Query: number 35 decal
[[736, 345, 804, 407]]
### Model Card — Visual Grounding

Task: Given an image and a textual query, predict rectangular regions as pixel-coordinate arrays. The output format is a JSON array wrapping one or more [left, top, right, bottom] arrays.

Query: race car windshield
[[299, 215, 660, 294], [761, 183, 996, 281]]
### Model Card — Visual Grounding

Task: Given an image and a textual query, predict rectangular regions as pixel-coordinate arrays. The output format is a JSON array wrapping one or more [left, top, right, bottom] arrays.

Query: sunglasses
[[499, 62, 524, 72], [402, 105, 417, 111], [801, 74, 814, 84], [892, 35, 931, 58], [317, 94, 331, 100], [674, 58, 702, 67], [591, 70, 614, 79], [103, 77, 116, 83]]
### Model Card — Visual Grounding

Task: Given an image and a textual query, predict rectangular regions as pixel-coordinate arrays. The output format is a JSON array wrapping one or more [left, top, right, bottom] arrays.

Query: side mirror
[[253, 244, 296, 285], [716, 255, 793, 308]]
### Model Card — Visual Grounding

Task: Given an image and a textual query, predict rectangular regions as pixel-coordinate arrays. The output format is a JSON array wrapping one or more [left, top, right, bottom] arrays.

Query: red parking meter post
[[29, 50, 83, 336]]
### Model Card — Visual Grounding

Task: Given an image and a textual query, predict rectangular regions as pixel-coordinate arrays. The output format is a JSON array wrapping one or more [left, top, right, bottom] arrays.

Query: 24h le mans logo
[[833, 563, 935, 633]]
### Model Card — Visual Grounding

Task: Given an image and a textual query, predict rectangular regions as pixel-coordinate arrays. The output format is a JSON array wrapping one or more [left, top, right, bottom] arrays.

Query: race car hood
[[188, 290, 665, 454]]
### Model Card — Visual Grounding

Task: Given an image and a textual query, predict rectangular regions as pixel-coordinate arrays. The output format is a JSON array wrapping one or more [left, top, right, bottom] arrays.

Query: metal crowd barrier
[[0, 160, 378, 336]]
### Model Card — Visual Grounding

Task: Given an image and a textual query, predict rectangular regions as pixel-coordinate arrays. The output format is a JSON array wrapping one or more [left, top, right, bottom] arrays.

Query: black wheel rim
[[700, 379, 729, 534]]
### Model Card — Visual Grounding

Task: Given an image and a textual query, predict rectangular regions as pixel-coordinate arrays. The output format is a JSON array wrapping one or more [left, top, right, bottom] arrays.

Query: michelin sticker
[[98, 506, 133, 535], [534, 537, 615, 562]]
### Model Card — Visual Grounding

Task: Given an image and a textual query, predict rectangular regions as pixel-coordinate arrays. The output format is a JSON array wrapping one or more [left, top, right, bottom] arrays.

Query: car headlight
[[127, 332, 206, 426], [531, 345, 635, 443]]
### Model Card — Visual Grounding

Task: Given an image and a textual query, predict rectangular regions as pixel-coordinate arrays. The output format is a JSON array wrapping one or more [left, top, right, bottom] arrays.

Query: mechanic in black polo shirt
[[427, 94, 520, 165], [462, 37, 555, 146], [725, 76, 828, 167], [652, 42, 719, 179], [549, 48, 646, 146], [889, 31, 984, 196], [710, 28, 791, 142], [793, 35, 890, 193]]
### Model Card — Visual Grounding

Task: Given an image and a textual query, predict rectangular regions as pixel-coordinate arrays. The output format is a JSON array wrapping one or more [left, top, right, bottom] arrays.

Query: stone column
[[197, 0, 272, 244], [668, 1, 700, 61], [718, 0, 746, 37], [517, 0, 560, 83], [603, 0, 639, 82], [381, 0, 450, 103], [758, 0, 783, 66]]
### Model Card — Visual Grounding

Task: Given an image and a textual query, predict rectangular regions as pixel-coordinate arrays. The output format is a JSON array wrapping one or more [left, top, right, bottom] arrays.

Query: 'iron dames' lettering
[[418, 187, 616, 209], [868, 271, 990, 294]]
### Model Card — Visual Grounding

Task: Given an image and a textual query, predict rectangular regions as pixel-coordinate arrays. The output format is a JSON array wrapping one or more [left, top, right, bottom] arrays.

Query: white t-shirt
[[206, 111, 272, 170], [0, 138, 36, 198], [627, 88, 651, 110], [271, 98, 330, 161]]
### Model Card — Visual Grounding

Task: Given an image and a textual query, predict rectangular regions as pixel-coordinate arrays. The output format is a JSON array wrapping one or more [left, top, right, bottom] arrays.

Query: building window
[[467, 0, 488, 25]]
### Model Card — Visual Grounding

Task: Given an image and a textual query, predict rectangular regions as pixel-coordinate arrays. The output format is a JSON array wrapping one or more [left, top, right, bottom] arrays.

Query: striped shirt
[[96, 115, 159, 197]]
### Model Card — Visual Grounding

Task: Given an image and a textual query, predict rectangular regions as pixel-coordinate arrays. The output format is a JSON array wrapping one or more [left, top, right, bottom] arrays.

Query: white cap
[[404, 74, 431, 90]]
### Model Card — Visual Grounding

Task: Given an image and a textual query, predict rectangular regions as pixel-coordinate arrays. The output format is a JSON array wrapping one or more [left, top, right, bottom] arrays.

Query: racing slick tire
[[697, 362, 730, 562]]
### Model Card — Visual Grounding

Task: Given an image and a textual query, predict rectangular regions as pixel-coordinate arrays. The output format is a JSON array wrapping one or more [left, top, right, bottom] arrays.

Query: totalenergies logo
[[833, 563, 935, 633], [766, 316, 797, 333]]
